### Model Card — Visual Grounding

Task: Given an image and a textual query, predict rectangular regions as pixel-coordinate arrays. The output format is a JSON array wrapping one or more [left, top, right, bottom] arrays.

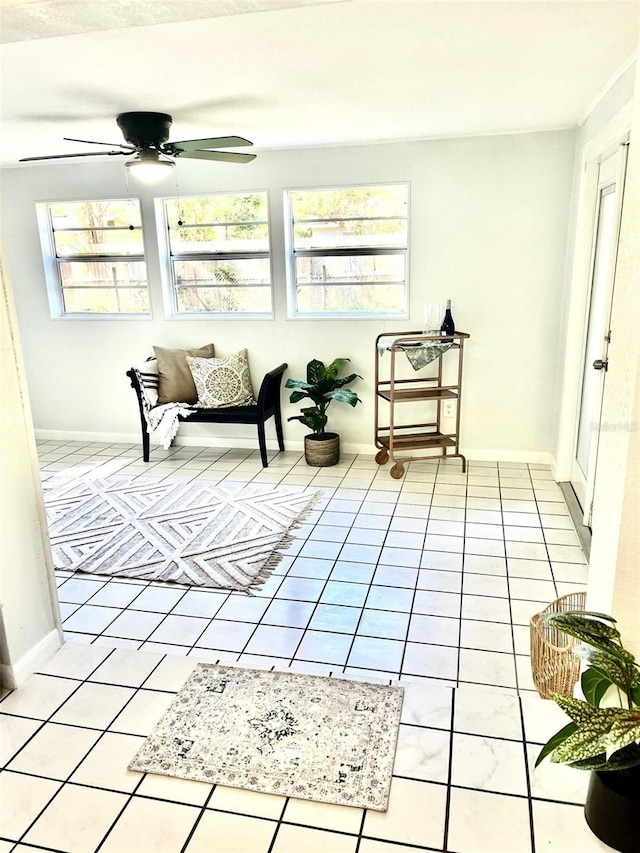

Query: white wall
[[606, 354, 640, 657], [1, 130, 575, 457], [0, 242, 62, 688]]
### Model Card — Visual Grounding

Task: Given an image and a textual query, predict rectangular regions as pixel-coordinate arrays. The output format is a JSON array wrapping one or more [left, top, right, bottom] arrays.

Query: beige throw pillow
[[186, 349, 256, 408], [154, 344, 215, 404]]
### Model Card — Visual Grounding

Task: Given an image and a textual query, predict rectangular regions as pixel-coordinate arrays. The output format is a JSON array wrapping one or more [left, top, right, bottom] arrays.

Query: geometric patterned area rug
[[128, 664, 404, 810], [43, 477, 320, 592]]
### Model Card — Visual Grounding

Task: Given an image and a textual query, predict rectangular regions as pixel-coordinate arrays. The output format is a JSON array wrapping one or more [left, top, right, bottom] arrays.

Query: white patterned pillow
[[186, 349, 256, 408]]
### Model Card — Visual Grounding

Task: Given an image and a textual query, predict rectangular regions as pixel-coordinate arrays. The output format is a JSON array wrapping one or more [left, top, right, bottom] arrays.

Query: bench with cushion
[[126, 358, 287, 467]]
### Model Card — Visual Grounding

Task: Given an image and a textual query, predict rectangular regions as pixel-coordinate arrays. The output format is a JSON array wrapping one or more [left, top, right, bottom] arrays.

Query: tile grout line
[[518, 690, 537, 853], [177, 783, 218, 853], [91, 767, 148, 853], [455, 458, 468, 687], [499, 465, 522, 697], [532, 466, 562, 600], [265, 795, 291, 853], [326, 471, 396, 670], [396, 484, 432, 679], [3, 645, 128, 774], [285, 468, 374, 670], [1, 763, 543, 806], [441, 683, 456, 852]]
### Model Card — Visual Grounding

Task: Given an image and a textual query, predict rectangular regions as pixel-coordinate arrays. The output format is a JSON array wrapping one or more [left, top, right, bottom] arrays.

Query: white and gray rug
[[129, 664, 404, 811], [44, 477, 319, 591]]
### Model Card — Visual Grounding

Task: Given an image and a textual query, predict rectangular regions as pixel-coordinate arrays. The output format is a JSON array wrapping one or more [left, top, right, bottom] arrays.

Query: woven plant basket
[[304, 433, 340, 467], [530, 590, 587, 699]]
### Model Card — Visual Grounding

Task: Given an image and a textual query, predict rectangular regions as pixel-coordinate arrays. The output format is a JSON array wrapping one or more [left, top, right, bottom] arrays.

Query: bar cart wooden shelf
[[374, 330, 470, 478]]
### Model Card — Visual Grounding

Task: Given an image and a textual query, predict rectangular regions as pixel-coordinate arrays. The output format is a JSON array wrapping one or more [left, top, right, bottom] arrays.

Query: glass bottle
[[440, 299, 455, 339]]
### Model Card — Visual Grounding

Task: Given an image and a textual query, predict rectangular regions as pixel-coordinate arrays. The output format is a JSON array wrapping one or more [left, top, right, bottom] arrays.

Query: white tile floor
[[0, 440, 613, 852]]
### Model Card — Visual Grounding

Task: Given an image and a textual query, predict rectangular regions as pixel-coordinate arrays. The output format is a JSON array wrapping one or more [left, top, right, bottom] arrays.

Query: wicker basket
[[530, 590, 587, 699], [304, 433, 340, 467]]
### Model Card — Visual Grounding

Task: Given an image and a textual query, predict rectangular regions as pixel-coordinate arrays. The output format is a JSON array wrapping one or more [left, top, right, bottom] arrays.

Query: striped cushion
[[132, 358, 159, 410]]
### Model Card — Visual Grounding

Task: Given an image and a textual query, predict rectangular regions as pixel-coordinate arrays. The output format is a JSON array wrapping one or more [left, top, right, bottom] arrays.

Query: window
[[36, 198, 150, 316], [158, 192, 272, 317], [285, 183, 409, 318]]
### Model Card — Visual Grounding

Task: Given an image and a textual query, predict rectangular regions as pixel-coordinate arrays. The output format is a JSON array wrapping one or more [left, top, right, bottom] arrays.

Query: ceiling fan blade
[[19, 151, 129, 162], [174, 149, 257, 164], [64, 137, 135, 150], [166, 135, 253, 152]]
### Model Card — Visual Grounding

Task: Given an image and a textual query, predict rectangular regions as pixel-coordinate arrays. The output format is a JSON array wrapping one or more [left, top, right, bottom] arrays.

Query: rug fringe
[[246, 490, 324, 596], [290, 489, 324, 529]]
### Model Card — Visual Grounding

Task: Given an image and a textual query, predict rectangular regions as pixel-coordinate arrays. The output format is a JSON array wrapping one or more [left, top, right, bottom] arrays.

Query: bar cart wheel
[[390, 461, 405, 479], [375, 448, 389, 465]]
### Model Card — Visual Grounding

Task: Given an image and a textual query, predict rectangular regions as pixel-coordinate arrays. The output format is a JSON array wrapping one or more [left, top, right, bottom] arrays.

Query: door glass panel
[[575, 187, 617, 476]]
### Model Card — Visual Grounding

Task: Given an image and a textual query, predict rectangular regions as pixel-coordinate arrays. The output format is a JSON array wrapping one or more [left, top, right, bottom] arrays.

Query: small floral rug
[[128, 664, 404, 811]]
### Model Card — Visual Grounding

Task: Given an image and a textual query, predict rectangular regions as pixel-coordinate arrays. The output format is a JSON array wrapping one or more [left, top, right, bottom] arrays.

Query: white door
[[571, 145, 628, 525]]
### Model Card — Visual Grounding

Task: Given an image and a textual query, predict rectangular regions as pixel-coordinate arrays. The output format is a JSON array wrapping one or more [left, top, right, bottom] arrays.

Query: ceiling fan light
[[125, 149, 174, 183]]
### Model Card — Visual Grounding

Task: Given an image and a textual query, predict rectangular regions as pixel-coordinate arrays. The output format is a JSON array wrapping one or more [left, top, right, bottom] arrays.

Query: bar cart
[[374, 330, 470, 478]]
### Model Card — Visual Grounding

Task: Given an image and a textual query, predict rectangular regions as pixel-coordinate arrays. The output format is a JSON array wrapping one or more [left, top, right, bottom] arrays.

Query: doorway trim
[[554, 102, 634, 483]]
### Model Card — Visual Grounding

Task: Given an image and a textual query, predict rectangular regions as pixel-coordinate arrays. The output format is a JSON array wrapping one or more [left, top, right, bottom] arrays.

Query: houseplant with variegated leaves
[[536, 610, 640, 852]]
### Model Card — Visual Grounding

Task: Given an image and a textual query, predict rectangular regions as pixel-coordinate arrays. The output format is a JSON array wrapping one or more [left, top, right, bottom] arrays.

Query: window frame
[[284, 181, 410, 320], [36, 197, 151, 319], [156, 189, 274, 320]]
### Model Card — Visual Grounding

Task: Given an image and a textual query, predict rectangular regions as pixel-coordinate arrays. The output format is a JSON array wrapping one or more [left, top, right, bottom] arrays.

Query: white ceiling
[[0, 0, 637, 166]]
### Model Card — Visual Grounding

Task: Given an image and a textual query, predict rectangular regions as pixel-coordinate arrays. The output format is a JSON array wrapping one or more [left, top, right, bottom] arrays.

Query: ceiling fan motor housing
[[116, 112, 172, 149]]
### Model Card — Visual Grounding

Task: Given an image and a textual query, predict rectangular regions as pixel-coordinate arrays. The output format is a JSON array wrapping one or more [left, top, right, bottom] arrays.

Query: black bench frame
[[126, 363, 288, 468]]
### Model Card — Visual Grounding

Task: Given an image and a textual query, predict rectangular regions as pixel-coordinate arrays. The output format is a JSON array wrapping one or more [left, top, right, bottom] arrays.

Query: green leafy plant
[[536, 611, 640, 772], [285, 358, 361, 436]]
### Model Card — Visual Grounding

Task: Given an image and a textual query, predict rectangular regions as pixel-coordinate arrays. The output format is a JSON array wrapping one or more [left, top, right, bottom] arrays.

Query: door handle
[[593, 359, 608, 371]]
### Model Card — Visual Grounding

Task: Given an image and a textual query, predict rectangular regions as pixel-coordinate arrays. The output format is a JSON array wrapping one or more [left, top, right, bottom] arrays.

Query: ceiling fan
[[19, 111, 256, 181]]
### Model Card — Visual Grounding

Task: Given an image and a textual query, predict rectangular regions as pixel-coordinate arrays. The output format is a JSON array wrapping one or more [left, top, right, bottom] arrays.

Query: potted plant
[[285, 358, 362, 466], [536, 610, 640, 852]]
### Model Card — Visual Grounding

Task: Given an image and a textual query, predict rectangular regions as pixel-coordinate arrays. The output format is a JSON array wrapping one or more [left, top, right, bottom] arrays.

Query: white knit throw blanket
[[145, 402, 195, 450]]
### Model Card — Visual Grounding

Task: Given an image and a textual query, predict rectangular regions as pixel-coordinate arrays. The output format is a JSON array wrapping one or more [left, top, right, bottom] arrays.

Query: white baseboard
[[34, 428, 283, 450], [333, 444, 545, 462], [34, 429, 555, 468], [0, 628, 62, 690], [302, 444, 554, 464], [176, 435, 299, 451], [36, 429, 141, 444], [460, 448, 555, 466]]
